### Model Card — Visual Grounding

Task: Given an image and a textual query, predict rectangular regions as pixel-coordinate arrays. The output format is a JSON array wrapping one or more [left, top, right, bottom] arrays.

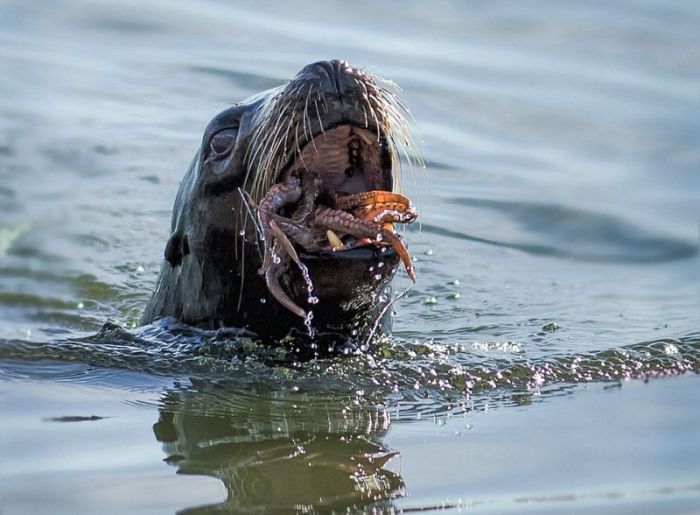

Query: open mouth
[[281, 124, 391, 198], [254, 121, 417, 318], [270, 123, 415, 253]]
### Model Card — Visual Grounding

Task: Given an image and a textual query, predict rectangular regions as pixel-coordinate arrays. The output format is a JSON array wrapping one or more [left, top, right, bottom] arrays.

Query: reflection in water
[[152, 381, 403, 512]]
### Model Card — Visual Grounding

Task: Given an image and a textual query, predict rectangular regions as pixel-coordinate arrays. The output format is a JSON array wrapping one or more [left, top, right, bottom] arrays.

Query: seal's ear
[[164, 233, 182, 267], [164, 233, 189, 267]]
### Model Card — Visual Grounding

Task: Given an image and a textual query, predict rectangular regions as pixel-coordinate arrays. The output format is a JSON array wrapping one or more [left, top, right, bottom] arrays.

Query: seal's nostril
[[297, 60, 359, 98], [329, 59, 346, 72], [299, 60, 334, 81]]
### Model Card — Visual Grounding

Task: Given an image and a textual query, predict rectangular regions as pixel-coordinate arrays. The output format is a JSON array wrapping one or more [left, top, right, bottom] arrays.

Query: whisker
[[238, 187, 264, 236]]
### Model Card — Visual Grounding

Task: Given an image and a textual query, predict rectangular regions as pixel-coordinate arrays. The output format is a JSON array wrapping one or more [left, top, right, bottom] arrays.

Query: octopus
[[255, 174, 417, 318]]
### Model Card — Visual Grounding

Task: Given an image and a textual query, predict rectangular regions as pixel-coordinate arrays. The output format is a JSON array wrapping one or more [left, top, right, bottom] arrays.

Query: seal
[[141, 60, 421, 343]]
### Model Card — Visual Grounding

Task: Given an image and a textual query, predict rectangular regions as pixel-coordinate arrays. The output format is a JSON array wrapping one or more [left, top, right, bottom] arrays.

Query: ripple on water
[[1, 320, 698, 419], [419, 198, 698, 263]]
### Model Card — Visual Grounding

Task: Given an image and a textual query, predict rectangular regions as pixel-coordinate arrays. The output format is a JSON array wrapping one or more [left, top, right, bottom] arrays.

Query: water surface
[[1, 0, 699, 513]]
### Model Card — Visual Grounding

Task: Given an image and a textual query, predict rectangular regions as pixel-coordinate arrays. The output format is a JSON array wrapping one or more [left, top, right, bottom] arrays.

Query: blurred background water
[[0, 0, 699, 513]]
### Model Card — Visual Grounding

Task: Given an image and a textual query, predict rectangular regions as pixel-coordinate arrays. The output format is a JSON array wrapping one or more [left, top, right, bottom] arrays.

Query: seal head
[[141, 60, 420, 342]]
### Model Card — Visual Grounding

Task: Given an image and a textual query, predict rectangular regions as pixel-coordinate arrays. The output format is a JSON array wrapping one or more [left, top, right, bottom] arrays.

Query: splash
[[1, 321, 698, 418]]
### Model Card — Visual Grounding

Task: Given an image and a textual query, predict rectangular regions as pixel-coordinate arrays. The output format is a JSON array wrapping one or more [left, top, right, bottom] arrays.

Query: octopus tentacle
[[291, 172, 321, 223], [255, 177, 418, 317], [269, 219, 301, 266], [314, 205, 416, 283], [257, 177, 302, 274], [377, 226, 415, 282], [268, 214, 320, 251], [263, 244, 306, 318]]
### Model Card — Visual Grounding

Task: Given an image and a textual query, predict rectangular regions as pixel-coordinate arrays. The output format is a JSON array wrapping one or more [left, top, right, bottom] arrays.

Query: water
[[1, 0, 699, 513]]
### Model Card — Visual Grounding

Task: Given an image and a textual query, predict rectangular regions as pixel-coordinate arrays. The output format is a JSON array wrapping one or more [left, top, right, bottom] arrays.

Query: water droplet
[[425, 249, 434, 256], [260, 298, 266, 304], [369, 266, 375, 272], [303, 311, 315, 337], [136, 265, 145, 273], [423, 296, 438, 305], [377, 262, 384, 268], [373, 274, 382, 281], [375, 233, 383, 242], [380, 247, 387, 253], [307, 296, 319, 305], [663, 343, 680, 355], [292, 385, 300, 392], [239, 230, 246, 236], [76, 302, 84, 309]]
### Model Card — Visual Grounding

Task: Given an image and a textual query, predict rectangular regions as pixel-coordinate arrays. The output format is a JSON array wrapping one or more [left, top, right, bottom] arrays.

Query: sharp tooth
[[326, 229, 344, 249], [354, 128, 375, 146]]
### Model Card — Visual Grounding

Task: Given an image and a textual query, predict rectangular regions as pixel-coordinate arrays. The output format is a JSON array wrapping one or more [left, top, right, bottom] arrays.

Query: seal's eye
[[209, 128, 238, 158]]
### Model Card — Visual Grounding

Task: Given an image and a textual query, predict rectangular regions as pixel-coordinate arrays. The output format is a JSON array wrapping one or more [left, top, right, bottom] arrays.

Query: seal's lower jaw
[[291, 245, 400, 335], [299, 244, 400, 287], [301, 243, 401, 278]]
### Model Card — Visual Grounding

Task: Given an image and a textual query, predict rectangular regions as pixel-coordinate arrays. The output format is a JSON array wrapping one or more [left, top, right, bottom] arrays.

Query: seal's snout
[[296, 59, 365, 101]]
